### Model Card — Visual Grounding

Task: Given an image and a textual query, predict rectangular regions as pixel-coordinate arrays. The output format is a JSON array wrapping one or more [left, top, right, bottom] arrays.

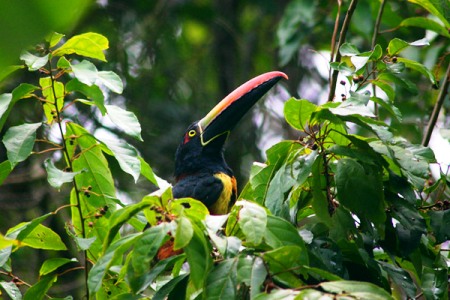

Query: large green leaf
[[264, 215, 306, 249], [427, 210, 450, 244], [320, 281, 394, 299], [174, 216, 193, 250], [44, 159, 82, 190], [237, 201, 267, 246], [335, 158, 386, 227], [421, 266, 448, 300], [378, 261, 416, 298], [204, 258, 238, 300], [71, 60, 98, 86], [98, 71, 123, 94], [0, 281, 22, 300], [408, 0, 450, 27], [66, 123, 117, 254], [152, 273, 189, 300], [53, 32, 109, 61], [400, 17, 450, 37], [397, 57, 436, 85], [105, 105, 143, 141], [2, 122, 41, 167], [284, 98, 317, 131], [262, 245, 307, 287], [99, 136, 141, 183], [23, 274, 57, 300], [184, 222, 212, 289], [387, 38, 410, 56], [21, 224, 67, 250]]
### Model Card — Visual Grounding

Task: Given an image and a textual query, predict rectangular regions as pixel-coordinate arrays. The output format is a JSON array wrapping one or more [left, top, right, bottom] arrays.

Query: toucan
[[172, 71, 288, 214]]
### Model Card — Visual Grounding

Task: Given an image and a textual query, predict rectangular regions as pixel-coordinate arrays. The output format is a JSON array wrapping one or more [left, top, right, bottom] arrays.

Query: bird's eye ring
[[188, 130, 196, 137]]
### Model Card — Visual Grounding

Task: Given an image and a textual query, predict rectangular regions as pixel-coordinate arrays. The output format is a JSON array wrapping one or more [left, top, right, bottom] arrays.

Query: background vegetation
[[0, 0, 449, 299]]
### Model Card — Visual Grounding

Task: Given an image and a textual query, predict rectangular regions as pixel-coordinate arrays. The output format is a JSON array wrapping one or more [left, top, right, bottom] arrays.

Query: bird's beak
[[198, 71, 288, 146]]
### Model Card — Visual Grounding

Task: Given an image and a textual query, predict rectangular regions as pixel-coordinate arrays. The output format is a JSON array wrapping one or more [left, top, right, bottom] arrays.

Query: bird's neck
[[174, 151, 230, 180]]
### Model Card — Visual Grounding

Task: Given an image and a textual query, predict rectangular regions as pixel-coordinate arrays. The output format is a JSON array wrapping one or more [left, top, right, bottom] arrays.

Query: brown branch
[[422, 61, 450, 146], [329, 0, 342, 82], [328, 0, 359, 102]]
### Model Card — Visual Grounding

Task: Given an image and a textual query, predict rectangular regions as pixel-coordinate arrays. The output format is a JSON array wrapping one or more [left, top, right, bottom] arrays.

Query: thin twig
[[371, 0, 387, 118], [329, 0, 342, 82], [328, 0, 359, 102], [422, 61, 450, 146]]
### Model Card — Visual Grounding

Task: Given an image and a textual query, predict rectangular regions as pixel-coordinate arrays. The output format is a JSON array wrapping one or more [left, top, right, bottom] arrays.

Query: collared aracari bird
[[172, 71, 288, 214]]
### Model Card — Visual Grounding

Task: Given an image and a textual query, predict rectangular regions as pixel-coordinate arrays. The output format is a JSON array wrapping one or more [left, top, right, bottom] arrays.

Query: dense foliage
[[0, 0, 449, 299]]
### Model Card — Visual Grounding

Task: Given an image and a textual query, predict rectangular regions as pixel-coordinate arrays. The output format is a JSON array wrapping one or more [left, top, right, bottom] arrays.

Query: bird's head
[[175, 71, 288, 178]]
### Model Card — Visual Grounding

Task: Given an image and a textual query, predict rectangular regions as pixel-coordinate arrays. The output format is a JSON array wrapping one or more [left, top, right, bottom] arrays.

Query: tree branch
[[328, 0, 359, 102], [422, 61, 450, 147]]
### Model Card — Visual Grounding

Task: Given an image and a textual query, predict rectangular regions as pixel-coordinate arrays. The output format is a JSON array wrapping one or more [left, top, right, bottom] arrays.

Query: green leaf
[[335, 158, 386, 226], [0, 65, 24, 83], [339, 43, 360, 56], [264, 215, 306, 249], [39, 258, 77, 276], [263, 245, 307, 287], [20, 51, 49, 71], [204, 259, 238, 299], [71, 60, 98, 86], [74, 236, 96, 251], [2, 122, 41, 167], [40, 76, 64, 124], [253, 289, 299, 300], [0, 281, 22, 300], [320, 281, 394, 299], [139, 156, 158, 185], [184, 222, 212, 289], [44, 159, 82, 190], [284, 98, 317, 131], [400, 17, 450, 37], [408, 0, 450, 28], [21, 224, 67, 250], [329, 101, 375, 118], [427, 210, 450, 244], [98, 71, 123, 94], [66, 123, 117, 251], [104, 199, 154, 250], [174, 216, 193, 250], [250, 257, 267, 299], [99, 136, 141, 182], [378, 261, 416, 298], [237, 201, 267, 245], [397, 57, 436, 85], [23, 274, 56, 300], [88, 233, 141, 293], [387, 38, 410, 56], [421, 266, 448, 300], [0, 160, 12, 185], [47, 32, 65, 48], [370, 96, 402, 122], [53, 32, 109, 61], [128, 223, 170, 293], [105, 105, 143, 141], [371, 79, 395, 102], [57, 56, 71, 69], [66, 78, 106, 115], [153, 274, 189, 300]]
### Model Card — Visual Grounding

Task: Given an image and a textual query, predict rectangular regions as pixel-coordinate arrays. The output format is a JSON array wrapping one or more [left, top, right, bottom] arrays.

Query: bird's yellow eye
[[188, 130, 196, 137]]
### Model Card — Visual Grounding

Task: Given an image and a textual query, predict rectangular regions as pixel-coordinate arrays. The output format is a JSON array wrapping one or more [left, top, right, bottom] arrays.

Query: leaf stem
[[422, 61, 450, 146], [328, 0, 359, 102], [329, 0, 342, 82], [47, 59, 90, 299]]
